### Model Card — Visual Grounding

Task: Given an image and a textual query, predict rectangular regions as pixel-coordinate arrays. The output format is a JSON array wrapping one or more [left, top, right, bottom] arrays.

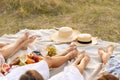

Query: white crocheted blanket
[[1, 29, 120, 80]]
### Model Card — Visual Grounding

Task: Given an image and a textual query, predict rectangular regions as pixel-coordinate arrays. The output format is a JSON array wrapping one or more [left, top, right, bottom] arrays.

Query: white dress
[[0, 60, 84, 80], [49, 66, 84, 80], [3, 60, 49, 80]]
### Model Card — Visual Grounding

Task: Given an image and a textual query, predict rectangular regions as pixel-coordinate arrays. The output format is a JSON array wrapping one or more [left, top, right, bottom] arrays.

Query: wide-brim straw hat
[[50, 27, 80, 43], [72, 33, 97, 46]]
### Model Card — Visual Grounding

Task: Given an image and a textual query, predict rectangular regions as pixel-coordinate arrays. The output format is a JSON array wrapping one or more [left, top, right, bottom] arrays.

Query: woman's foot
[[16, 32, 29, 45], [72, 52, 85, 66], [106, 45, 115, 55], [58, 45, 77, 56], [21, 36, 36, 50], [72, 53, 90, 74], [98, 45, 115, 64], [98, 48, 105, 63], [65, 49, 78, 60], [78, 55, 90, 73]]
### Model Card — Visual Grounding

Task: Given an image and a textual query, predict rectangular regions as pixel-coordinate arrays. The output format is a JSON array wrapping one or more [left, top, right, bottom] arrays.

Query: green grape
[[18, 61, 26, 66], [47, 45, 57, 57]]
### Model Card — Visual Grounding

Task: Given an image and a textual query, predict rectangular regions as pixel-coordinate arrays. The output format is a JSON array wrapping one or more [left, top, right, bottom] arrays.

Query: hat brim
[[72, 37, 98, 46], [50, 30, 80, 42]]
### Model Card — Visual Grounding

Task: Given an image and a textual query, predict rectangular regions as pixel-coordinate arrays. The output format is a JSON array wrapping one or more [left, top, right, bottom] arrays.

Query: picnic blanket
[[1, 29, 120, 80]]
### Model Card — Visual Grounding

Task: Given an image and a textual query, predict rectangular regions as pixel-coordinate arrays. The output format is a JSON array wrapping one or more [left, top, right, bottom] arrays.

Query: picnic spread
[[0, 27, 120, 80]]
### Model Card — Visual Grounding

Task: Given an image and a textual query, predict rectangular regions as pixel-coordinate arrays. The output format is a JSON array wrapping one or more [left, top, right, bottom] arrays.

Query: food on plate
[[10, 52, 44, 67]]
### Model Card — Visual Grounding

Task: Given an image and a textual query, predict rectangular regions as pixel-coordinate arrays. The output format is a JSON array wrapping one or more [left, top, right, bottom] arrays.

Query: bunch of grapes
[[47, 45, 57, 57]]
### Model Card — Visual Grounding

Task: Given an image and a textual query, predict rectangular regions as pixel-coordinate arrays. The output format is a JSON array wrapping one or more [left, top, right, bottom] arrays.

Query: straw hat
[[50, 27, 80, 42], [72, 33, 97, 46]]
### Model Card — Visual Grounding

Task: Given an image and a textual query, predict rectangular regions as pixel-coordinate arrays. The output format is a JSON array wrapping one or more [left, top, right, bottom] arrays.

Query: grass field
[[0, 0, 120, 43]]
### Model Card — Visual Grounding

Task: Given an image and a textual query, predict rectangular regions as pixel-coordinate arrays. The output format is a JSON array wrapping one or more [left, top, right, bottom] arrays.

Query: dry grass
[[0, 0, 120, 43]]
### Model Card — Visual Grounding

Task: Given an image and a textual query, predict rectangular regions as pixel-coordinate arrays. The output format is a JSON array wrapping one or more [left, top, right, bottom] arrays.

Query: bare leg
[[72, 51, 90, 73], [98, 45, 115, 64], [0, 43, 9, 48], [98, 48, 106, 63], [0, 34, 35, 59], [44, 49, 78, 68], [0, 32, 29, 49]]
